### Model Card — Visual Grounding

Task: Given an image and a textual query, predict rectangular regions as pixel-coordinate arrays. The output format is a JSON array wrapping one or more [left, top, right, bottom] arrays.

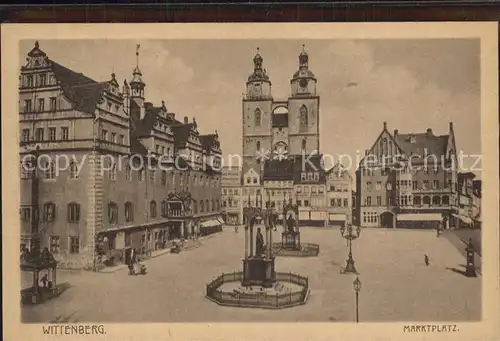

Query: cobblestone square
[[22, 227, 481, 323]]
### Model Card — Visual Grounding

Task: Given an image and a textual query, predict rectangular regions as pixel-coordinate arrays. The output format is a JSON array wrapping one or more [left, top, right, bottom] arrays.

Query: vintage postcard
[[2, 22, 499, 341]]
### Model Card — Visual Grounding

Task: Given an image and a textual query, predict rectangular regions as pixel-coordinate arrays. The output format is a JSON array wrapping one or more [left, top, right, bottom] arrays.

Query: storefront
[[200, 217, 224, 236], [328, 213, 347, 226], [396, 213, 442, 229]]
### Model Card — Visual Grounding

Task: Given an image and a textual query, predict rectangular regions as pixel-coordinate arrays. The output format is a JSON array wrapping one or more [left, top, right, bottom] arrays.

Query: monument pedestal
[[281, 231, 301, 250], [242, 256, 276, 288]]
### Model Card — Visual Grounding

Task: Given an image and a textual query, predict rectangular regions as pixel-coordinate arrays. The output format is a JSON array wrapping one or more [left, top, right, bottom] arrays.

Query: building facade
[[325, 163, 353, 226], [355, 122, 459, 229], [19, 42, 223, 269], [221, 166, 243, 225], [239, 47, 331, 225]]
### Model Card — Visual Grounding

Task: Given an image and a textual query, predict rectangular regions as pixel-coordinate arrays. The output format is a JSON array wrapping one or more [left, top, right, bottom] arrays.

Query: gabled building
[[325, 162, 353, 226], [19, 41, 223, 269], [355, 121, 459, 229]]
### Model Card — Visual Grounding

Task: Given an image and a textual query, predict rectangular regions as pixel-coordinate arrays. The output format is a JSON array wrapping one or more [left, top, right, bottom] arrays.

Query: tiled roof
[[135, 106, 164, 137], [394, 133, 449, 158], [50, 61, 105, 115], [272, 113, 288, 128], [200, 134, 216, 152], [171, 124, 195, 148], [263, 158, 295, 180]]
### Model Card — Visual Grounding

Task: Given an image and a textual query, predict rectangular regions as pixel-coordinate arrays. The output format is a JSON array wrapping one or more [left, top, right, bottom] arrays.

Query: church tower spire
[[130, 44, 145, 99], [246, 47, 272, 99]]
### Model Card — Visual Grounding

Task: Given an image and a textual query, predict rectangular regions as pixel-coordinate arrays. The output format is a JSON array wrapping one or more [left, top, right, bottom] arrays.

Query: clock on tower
[[299, 78, 308, 91]]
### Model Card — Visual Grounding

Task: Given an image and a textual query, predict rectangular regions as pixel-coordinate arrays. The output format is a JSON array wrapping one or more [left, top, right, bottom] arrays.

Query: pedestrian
[[40, 273, 48, 288], [424, 254, 430, 267]]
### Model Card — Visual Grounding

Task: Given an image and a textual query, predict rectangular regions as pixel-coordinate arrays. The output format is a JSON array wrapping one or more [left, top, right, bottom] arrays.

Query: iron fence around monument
[[206, 271, 309, 309]]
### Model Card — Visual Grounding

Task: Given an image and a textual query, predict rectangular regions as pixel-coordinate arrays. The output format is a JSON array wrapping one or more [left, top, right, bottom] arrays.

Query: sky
[[20, 39, 481, 178]]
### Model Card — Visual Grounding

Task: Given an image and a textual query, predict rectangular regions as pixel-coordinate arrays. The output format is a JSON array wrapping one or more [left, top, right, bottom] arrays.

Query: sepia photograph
[[2, 22, 499, 341]]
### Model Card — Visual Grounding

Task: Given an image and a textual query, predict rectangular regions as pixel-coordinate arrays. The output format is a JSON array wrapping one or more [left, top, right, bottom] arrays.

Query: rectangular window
[[49, 97, 57, 111], [119, 134, 125, 145], [376, 181, 382, 191], [304, 200, 309, 207], [162, 171, 167, 185], [319, 187, 324, 193], [366, 196, 372, 206], [412, 181, 418, 190], [377, 196, 382, 206], [61, 127, 69, 141], [101, 129, 108, 141], [337, 198, 342, 207], [150, 170, 155, 183], [69, 237, 80, 254], [48, 127, 56, 141], [329, 199, 334, 206], [20, 207, 31, 221], [50, 236, 60, 253], [344, 199, 349, 207], [38, 74, 46, 86], [35, 128, 44, 141], [24, 99, 32, 112], [111, 133, 117, 143], [301, 173, 306, 181], [366, 182, 372, 191], [22, 129, 30, 142], [433, 180, 439, 189], [423, 180, 429, 189], [38, 98, 45, 112]]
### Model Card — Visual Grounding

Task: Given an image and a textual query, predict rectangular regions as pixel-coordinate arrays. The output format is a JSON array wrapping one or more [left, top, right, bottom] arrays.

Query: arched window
[[299, 105, 308, 126], [442, 195, 450, 205], [125, 165, 132, 181], [246, 177, 251, 184], [206, 199, 210, 212], [423, 196, 431, 205], [193, 200, 198, 214], [302, 139, 306, 151], [161, 200, 168, 217], [200, 200, 204, 213], [150, 200, 157, 218], [45, 161, 55, 179], [256, 141, 260, 151], [108, 202, 118, 224], [69, 161, 78, 179], [43, 202, 56, 222], [67, 202, 80, 223], [413, 196, 421, 206], [212, 199, 215, 212], [124, 202, 134, 222], [254, 108, 261, 126], [108, 163, 117, 181], [432, 196, 441, 206]]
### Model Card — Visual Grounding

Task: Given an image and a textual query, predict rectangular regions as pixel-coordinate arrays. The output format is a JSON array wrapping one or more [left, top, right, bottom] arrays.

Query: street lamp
[[340, 223, 361, 274], [353, 276, 361, 323]]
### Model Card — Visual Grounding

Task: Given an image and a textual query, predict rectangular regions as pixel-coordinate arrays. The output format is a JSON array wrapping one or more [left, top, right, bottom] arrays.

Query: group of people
[[127, 248, 146, 276]]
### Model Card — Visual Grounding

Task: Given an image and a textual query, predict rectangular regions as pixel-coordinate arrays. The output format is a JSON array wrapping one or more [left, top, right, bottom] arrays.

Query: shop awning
[[452, 214, 473, 225], [216, 217, 225, 224], [310, 212, 326, 220], [397, 213, 442, 221], [329, 213, 347, 221], [201, 219, 221, 228], [299, 211, 310, 220]]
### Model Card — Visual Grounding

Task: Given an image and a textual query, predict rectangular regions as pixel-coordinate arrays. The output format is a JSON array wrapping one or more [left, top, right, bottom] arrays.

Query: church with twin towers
[[234, 45, 349, 228]]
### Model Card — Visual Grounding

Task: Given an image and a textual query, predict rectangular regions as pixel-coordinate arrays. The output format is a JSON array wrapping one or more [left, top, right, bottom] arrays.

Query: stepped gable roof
[[49, 61, 105, 115], [272, 113, 288, 128], [394, 133, 449, 158], [263, 158, 295, 180]]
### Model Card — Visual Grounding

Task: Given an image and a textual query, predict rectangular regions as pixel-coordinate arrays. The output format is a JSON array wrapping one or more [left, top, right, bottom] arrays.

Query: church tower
[[129, 45, 146, 120], [288, 45, 320, 156], [242, 48, 273, 183]]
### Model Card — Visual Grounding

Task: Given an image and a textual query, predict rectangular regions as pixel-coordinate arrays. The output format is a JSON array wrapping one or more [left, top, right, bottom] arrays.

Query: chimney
[[394, 129, 398, 136], [449, 122, 453, 130], [383, 121, 387, 130], [426, 128, 433, 135], [364, 149, 369, 156], [184, 116, 189, 124]]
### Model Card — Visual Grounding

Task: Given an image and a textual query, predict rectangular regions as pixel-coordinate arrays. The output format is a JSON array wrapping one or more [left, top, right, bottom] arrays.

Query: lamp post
[[465, 238, 477, 277], [340, 223, 361, 274], [353, 276, 361, 323]]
